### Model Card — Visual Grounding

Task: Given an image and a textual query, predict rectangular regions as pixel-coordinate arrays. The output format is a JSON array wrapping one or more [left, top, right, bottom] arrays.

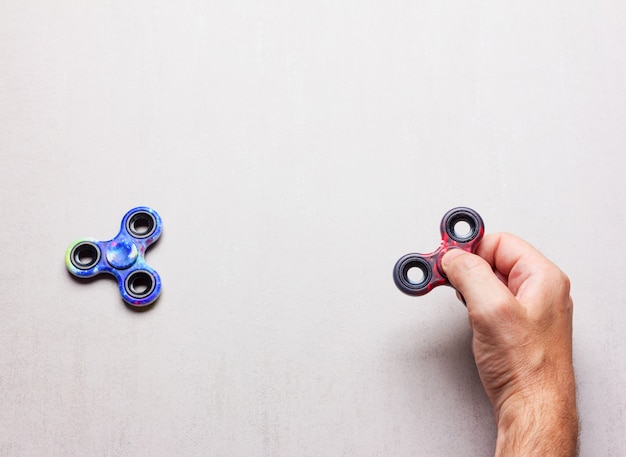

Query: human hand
[[441, 233, 578, 457]]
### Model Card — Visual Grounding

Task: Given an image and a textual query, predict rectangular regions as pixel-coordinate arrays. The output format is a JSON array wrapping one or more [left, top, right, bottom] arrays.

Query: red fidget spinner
[[393, 207, 484, 296]]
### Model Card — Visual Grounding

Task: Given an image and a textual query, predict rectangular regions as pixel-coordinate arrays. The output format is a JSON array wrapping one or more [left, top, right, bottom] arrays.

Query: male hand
[[442, 233, 578, 457]]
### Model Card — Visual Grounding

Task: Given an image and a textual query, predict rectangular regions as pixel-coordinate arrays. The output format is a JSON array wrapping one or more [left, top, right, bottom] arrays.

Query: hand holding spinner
[[66, 207, 162, 307], [393, 207, 484, 296]]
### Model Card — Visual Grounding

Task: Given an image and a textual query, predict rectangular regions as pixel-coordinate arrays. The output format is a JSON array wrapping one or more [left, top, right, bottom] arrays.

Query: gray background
[[1, 1, 624, 456]]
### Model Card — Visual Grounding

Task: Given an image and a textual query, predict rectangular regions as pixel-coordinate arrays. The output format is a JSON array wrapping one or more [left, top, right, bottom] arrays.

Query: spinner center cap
[[106, 240, 138, 269]]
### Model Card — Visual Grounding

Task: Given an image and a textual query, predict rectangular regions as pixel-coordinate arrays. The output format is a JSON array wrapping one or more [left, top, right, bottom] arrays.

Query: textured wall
[[1, 1, 625, 455]]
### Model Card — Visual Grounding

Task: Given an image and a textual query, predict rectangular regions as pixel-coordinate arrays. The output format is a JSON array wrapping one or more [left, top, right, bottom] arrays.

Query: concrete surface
[[1, 1, 625, 455]]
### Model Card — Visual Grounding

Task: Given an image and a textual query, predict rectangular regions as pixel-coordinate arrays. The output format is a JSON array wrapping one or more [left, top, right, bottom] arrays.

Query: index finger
[[476, 232, 556, 298]]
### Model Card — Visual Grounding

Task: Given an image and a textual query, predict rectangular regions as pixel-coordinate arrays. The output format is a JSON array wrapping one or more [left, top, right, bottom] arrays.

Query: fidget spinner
[[393, 207, 484, 296], [66, 207, 163, 307]]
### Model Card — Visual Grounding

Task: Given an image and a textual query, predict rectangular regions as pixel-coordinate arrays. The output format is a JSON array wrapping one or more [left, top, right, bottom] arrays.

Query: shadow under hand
[[384, 300, 495, 453]]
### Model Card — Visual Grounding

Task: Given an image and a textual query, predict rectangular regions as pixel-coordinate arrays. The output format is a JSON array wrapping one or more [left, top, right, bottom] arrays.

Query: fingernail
[[441, 248, 463, 273]]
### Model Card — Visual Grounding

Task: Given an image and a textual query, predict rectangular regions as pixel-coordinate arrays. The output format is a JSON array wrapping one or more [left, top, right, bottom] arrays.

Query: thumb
[[441, 249, 516, 314]]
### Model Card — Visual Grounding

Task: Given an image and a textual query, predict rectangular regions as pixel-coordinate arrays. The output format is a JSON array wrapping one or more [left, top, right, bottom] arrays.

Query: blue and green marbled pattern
[[65, 206, 162, 307]]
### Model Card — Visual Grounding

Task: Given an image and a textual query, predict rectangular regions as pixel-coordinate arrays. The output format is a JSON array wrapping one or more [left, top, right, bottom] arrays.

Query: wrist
[[495, 381, 578, 457]]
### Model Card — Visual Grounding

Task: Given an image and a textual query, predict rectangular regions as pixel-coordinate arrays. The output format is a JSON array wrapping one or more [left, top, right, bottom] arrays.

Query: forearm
[[494, 386, 578, 457]]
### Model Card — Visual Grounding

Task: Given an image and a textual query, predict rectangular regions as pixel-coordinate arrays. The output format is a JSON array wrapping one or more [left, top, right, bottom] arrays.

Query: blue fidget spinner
[[66, 207, 163, 307]]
